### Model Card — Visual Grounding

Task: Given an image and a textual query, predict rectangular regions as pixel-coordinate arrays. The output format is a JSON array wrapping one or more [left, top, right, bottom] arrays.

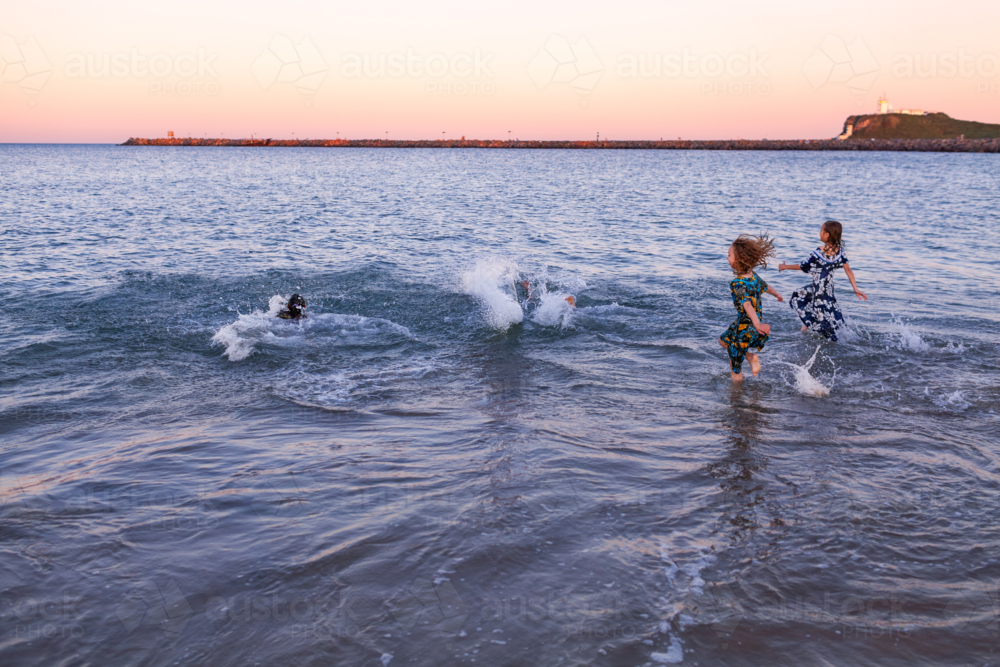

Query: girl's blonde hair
[[731, 233, 776, 275]]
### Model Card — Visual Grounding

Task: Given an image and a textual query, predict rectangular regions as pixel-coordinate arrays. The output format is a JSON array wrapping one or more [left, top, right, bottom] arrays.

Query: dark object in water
[[278, 293, 307, 320]]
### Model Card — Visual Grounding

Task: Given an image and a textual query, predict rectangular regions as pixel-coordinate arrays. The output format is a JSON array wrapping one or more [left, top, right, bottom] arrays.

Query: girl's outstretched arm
[[778, 262, 804, 272], [742, 302, 771, 335], [765, 285, 784, 302], [843, 262, 868, 301]]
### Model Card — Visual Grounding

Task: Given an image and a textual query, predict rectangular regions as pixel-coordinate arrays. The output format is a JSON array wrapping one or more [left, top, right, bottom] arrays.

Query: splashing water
[[651, 636, 684, 664], [211, 295, 413, 361], [782, 345, 831, 397], [890, 315, 930, 352], [934, 389, 971, 410], [211, 295, 288, 361], [531, 291, 577, 328], [459, 256, 524, 332]]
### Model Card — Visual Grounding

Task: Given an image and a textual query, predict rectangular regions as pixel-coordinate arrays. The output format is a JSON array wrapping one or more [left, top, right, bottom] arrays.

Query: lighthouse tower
[[877, 95, 891, 115]]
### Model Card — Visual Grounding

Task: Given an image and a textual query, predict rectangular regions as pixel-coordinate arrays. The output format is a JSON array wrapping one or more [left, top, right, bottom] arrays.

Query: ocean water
[[1, 145, 998, 666]]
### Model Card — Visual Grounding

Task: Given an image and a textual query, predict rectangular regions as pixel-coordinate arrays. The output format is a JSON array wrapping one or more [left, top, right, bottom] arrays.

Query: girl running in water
[[778, 220, 867, 341], [719, 234, 784, 381]]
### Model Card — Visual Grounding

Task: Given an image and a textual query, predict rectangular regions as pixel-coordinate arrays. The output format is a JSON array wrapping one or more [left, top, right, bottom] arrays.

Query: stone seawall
[[120, 137, 1000, 152]]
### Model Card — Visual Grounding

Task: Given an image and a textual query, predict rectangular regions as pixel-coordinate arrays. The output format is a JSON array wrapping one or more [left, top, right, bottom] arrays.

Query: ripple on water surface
[[0, 146, 998, 666]]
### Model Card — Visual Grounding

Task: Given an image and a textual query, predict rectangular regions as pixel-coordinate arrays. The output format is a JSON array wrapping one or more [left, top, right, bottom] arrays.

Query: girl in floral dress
[[779, 221, 867, 341], [719, 234, 784, 381]]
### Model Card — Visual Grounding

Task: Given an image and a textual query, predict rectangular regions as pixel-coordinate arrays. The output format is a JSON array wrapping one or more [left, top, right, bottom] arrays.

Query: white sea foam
[[579, 302, 638, 316], [651, 635, 684, 663], [836, 323, 861, 343], [654, 533, 717, 663], [211, 295, 287, 361], [531, 291, 577, 328], [659, 533, 717, 597], [889, 316, 930, 352], [312, 313, 414, 343], [935, 389, 972, 410], [459, 256, 523, 332], [211, 295, 414, 361], [782, 346, 831, 398]]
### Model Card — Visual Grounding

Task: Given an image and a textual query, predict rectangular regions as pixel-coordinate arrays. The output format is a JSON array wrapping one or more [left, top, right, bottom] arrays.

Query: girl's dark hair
[[730, 233, 776, 275], [822, 220, 843, 252]]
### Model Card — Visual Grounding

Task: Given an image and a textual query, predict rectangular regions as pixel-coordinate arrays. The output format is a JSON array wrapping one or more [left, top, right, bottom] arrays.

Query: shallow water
[[1, 145, 998, 666]]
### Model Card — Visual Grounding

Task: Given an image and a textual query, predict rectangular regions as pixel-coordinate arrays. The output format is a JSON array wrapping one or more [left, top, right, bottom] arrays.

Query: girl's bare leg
[[801, 325, 807, 332], [747, 352, 761, 376]]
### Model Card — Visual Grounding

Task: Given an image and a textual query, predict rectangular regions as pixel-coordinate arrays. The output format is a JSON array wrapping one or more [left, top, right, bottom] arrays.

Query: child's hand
[[756, 322, 771, 335], [855, 289, 868, 301], [775, 292, 784, 303]]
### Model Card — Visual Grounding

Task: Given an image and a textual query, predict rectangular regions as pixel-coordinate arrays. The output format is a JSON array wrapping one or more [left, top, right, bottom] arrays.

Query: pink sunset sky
[[2, 0, 998, 142]]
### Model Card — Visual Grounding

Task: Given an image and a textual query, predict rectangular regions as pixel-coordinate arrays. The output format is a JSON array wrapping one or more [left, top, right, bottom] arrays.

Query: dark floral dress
[[720, 272, 769, 374], [790, 247, 848, 341]]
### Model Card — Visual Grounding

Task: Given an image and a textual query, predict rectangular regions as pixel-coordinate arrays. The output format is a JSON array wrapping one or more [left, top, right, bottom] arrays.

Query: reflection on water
[[708, 385, 790, 559]]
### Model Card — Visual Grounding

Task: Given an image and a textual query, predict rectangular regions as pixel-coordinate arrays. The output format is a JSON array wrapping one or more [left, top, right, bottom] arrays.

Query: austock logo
[[698, 582, 745, 648], [250, 471, 310, 519], [803, 35, 879, 92], [0, 34, 52, 94], [527, 35, 603, 94], [251, 35, 328, 95], [116, 579, 194, 647], [944, 582, 1000, 637], [320, 577, 470, 640], [386, 577, 469, 633], [1, 469, 220, 532]]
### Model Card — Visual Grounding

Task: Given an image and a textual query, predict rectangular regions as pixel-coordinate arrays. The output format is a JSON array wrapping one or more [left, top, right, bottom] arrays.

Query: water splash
[[459, 256, 523, 332], [211, 295, 413, 361], [889, 316, 929, 352], [211, 295, 287, 361], [944, 341, 966, 354], [531, 291, 577, 328], [651, 636, 684, 664], [934, 389, 971, 410], [782, 346, 831, 397]]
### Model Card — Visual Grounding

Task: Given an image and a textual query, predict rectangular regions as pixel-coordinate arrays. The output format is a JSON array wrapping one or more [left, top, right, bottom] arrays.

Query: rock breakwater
[[120, 137, 1000, 152]]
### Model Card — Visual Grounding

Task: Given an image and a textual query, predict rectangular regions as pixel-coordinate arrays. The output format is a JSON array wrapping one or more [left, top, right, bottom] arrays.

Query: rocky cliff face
[[842, 113, 1000, 140]]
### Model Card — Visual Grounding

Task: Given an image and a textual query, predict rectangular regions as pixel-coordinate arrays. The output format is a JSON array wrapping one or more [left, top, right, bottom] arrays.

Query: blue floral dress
[[790, 247, 848, 341], [720, 272, 769, 374]]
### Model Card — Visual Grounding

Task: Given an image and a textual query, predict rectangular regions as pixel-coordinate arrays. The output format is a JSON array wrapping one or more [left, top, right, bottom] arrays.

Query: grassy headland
[[845, 113, 1000, 140]]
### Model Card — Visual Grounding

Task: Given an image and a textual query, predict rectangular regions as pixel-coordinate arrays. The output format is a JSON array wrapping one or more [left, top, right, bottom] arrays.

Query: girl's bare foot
[[747, 353, 761, 376]]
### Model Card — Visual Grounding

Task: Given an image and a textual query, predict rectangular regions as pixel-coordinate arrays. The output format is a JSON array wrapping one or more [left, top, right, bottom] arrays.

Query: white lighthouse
[[877, 95, 891, 114]]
